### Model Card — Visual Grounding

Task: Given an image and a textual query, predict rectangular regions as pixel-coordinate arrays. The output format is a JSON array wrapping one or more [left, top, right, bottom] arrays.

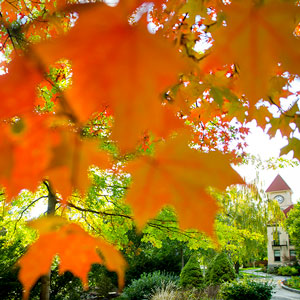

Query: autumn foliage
[[0, 0, 299, 298]]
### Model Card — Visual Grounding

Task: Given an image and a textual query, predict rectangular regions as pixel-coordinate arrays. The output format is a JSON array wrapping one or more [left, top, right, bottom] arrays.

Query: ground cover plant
[[0, 0, 300, 299], [286, 276, 300, 290]]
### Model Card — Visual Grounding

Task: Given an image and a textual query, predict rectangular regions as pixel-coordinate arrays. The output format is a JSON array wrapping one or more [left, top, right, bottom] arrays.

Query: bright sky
[[234, 121, 300, 203]]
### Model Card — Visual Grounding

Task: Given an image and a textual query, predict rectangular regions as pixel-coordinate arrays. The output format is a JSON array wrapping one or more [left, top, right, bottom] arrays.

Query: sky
[[234, 121, 300, 203]]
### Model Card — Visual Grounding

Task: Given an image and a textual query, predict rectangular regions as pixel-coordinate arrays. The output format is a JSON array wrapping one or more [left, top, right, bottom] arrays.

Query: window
[[274, 250, 281, 262], [273, 231, 281, 246], [290, 250, 296, 258]]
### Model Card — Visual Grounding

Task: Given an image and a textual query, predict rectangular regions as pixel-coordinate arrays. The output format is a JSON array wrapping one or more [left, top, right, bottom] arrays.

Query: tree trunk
[[181, 246, 185, 270], [234, 261, 240, 274], [40, 181, 57, 300], [40, 274, 51, 300]]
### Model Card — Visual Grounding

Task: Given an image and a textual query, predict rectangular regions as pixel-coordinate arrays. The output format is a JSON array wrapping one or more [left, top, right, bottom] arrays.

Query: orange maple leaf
[[0, 0, 20, 21], [0, 115, 110, 200], [124, 131, 243, 236], [34, 2, 188, 152], [202, 0, 300, 109], [0, 55, 43, 120], [46, 129, 111, 201], [18, 216, 126, 300], [0, 115, 56, 199]]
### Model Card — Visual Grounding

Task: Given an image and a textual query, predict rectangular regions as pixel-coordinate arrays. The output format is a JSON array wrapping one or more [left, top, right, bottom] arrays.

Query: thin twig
[[14, 195, 48, 232]]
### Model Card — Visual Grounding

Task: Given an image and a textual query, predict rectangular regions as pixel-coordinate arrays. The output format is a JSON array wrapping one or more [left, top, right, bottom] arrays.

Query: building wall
[[267, 190, 293, 210], [267, 225, 296, 268], [267, 187, 295, 268]]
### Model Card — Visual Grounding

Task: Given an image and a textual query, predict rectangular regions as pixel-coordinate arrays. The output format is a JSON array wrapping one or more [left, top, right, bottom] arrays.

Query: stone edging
[[281, 280, 300, 294]]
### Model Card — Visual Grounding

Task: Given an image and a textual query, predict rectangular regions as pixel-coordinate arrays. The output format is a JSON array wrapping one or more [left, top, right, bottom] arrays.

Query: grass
[[239, 272, 271, 279]]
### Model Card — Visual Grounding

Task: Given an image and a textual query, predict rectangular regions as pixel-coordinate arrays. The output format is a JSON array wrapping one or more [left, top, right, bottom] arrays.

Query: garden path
[[241, 269, 300, 300]]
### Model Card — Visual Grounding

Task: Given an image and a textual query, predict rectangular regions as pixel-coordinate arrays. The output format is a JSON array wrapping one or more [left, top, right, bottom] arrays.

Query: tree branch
[[14, 195, 48, 232]]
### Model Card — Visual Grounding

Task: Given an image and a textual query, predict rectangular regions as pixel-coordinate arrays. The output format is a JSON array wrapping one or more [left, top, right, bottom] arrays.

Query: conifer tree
[[179, 255, 203, 288], [206, 252, 235, 286]]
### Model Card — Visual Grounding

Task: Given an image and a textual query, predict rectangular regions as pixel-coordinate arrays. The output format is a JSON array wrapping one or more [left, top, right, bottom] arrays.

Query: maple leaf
[[124, 131, 243, 236], [0, 115, 56, 199], [34, 2, 188, 152], [0, 55, 43, 120], [44, 0, 69, 14], [46, 129, 112, 201], [179, 0, 208, 26], [281, 137, 300, 161], [268, 101, 299, 138], [202, 0, 300, 109], [0, 0, 21, 21], [18, 216, 126, 300]]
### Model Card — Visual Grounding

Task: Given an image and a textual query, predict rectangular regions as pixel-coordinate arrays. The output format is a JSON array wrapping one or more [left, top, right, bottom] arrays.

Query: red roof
[[265, 174, 291, 192], [283, 204, 294, 217]]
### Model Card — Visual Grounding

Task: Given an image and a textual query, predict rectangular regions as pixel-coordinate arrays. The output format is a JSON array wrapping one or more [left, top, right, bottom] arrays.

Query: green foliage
[[50, 264, 117, 300], [285, 202, 300, 257], [0, 239, 27, 300], [205, 252, 235, 285], [277, 266, 299, 276], [49, 269, 83, 300], [0, 266, 23, 300], [213, 184, 273, 268], [286, 276, 300, 290], [0, 239, 39, 300], [124, 237, 188, 284], [220, 279, 274, 300], [179, 255, 203, 288], [119, 271, 179, 300]]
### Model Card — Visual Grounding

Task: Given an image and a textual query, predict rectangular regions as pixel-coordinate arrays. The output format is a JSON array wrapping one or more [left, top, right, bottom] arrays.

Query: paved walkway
[[241, 269, 300, 300]]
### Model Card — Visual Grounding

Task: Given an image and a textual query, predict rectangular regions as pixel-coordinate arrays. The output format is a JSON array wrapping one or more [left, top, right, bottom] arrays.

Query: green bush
[[50, 264, 117, 300], [220, 279, 274, 300], [124, 238, 186, 284], [277, 266, 299, 276], [286, 276, 300, 290], [119, 271, 179, 300], [205, 252, 235, 285], [179, 255, 203, 288]]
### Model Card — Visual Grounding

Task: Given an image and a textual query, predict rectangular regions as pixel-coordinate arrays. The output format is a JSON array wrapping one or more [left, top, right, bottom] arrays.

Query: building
[[266, 174, 296, 269]]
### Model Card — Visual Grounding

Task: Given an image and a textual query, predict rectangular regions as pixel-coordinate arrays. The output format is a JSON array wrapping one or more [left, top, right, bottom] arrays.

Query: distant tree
[[213, 183, 283, 272], [285, 202, 300, 258]]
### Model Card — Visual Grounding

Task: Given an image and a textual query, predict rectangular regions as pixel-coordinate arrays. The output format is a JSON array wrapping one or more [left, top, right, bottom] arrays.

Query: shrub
[[277, 266, 299, 276], [50, 264, 117, 300], [119, 271, 179, 300], [151, 282, 219, 300], [150, 282, 178, 300], [220, 279, 274, 300], [261, 265, 268, 273], [124, 238, 186, 284], [179, 255, 203, 288], [205, 252, 235, 285], [267, 265, 279, 274], [286, 276, 300, 290]]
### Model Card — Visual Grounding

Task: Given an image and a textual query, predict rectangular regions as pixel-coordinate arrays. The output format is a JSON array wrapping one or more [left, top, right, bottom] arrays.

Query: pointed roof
[[283, 204, 294, 217], [265, 174, 291, 193]]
